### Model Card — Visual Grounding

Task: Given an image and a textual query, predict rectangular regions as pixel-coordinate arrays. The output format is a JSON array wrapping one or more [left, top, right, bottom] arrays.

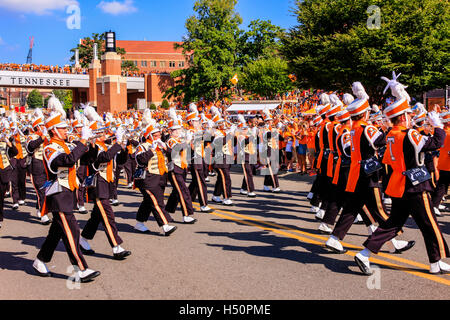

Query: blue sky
[[0, 0, 298, 66]]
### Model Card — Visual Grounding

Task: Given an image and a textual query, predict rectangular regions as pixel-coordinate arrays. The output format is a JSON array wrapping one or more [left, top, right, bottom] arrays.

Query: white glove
[[115, 127, 125, 143], [157, 140, 167, 150], [81, 127, 93, 140], [186, 131, 193, 143], [428, 111, 444, 129]]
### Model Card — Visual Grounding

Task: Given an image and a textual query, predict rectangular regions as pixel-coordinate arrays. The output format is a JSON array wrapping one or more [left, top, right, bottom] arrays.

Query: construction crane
[[26, 36, 34, 64]]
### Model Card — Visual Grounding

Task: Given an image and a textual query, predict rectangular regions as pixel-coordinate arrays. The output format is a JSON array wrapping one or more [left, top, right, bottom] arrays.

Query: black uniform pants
[[241, 163, 255, 193], [263, 161, 279, 188], [137, 187, 173, 227], [0, 181, 9, 222], [213, 166, 232, 199], [76, 165, 88, 207], [332, 187, 390, 240], [30, 173, 46, 214], [166, 171, 194, 217], [123, 155, 136, 185], [189, 165, 208, 207], [364, 192, 449, 263], [432, 170, 449, 209], [81, 198, 123, 248], [11, 158, 27, 203], [37, 212, 89, 271]]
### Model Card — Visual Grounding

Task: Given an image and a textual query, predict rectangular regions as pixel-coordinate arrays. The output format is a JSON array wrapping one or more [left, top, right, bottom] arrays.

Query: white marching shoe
[[162, 224, 177, 236], [127, 183, 133, 189], [18, 200, 25, 205], [223, 199, 233, 206], [326, 235, 347, 254], [112, 245, 131, 260], [240, 189, 248, 195], [368, 225, 378, 236], [248, 192, 257, 198], [354, 214, 364, 224], [35, 209, 42, 218], [183, 216, 197, 224], [439, 204, 446, 211], [41, 215, 51, 225], [430, 260, 450, 274], [318, 223, 332, 234], [434, 207, 443, 217], [80, 237, 95, 255], [212, 196, 223, 203], [383, 197, 392, 205], [111, 199, 119, 206], [134, 222, 150, 233], [78, 206, 88, 214], [200, 206, 213, 213], [310, 206, 320, 214], [315, 209, 325, 221], [205, 177, 210, 182], [76, 269, 101, 283], [33, 259, 51, 277], [355, 249, 373, 275], [307, 192, 314, 200], [12, 203, 19, 211], [272, 187, 281, 193], [263, 186, 272, 192]]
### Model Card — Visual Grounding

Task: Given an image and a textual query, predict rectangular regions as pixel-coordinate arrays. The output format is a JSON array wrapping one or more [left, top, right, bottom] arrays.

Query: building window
[[169, 61, 176, 68], [141, 61, 147, 67], [178, 61, 185, 68], [150, 61, 157, 67], [160, 61, 166, 68], [133, 61, 138, 66]]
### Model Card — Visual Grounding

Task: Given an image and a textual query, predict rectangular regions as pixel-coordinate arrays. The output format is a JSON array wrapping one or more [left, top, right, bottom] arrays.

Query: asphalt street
[[0, 169, 449, 300]]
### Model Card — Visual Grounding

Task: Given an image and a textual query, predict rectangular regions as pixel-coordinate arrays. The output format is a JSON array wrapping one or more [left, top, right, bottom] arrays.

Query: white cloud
[[0, 0, 79, 15], [97, 0, 137, 15]]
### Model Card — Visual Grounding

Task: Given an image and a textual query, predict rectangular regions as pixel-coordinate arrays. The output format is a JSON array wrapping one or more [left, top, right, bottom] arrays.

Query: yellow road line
[[192, 204, 450, 287]]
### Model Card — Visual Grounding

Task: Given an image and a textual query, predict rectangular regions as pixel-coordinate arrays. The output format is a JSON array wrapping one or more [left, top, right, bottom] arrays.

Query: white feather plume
[[142, 109, 153, 127], [189, 103, 198, 114], [343, 94, 355, 106], [320, 93, 331, 105], [372, 105, 380, 113], [238, 114, 246, 126], [47, 94, 66, 120], [329, 94, 343, 107], [210, 106, 219, 116], [84, 105, 103, 122], [168, 107, 178, 121], [74, 110, 82, 122], [352, 82, 369, 100], [381, 71, 411, 103]]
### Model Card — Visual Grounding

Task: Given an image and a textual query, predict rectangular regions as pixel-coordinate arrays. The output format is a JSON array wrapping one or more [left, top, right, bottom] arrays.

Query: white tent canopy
[[226, 103, 280, 112]]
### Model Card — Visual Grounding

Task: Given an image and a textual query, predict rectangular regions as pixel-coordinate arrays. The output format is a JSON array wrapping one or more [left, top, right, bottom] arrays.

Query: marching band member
[[326, 81, 415, 255], [10, 111, 28, 211], [134, 119, 177, 236], [0, 120, 18, 229], [355, 75, 449, 275], [165, 108, 197, 223], [211, 107, 234, 206], [33, 100, 100, 283], [79, 106, 131, 260], [319, 101, 353, 235], [238, 115, 257, 198], [26, 108, 51, 225], [186, 104, 213, 213], [260, 108, 281, 193], [72, 108, 89, 214], [433, 111, 450, 216]]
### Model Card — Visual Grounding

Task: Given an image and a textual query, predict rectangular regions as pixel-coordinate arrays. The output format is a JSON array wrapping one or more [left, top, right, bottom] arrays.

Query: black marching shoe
[[113, 251, 132, 261], [393, 241, 416, 254]]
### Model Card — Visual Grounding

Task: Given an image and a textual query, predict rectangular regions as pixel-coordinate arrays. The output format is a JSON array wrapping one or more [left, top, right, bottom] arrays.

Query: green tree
[[281, 0, 449, 103], [27, 90, 43, 109], [52, 90, 73, 110], [161, 99, 170, 109], [122, 60, 139, 74], [70, 33, 127, 69], [164, 0, 243, 103], [238, 19, 285, 66], [240, 56, 294, 99]]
